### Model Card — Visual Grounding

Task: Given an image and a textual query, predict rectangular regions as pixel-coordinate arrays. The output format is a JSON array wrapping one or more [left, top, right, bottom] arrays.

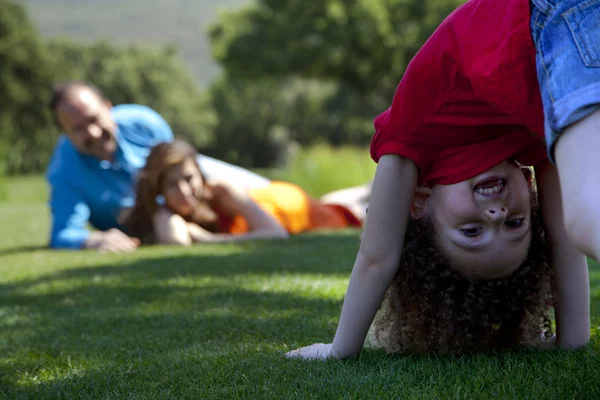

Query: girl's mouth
[[474, 178, 506, 196]]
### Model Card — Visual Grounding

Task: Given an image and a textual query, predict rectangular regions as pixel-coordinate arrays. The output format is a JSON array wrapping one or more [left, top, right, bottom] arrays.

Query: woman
[[122, 140, 367, 245]]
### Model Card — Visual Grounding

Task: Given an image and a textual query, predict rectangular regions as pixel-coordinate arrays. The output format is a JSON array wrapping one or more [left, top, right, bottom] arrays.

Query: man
[[47, 81, 270, 252]]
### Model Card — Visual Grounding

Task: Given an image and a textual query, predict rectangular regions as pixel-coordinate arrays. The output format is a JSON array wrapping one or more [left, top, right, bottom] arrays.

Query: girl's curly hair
[[368, 195, 554, 355]]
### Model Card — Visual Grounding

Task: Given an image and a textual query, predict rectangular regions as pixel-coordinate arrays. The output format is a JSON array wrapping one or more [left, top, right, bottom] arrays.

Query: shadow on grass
[[1, 233, 360, 291], [0, 244, 48, 257], [7, 233, 599, 398], [6, 335, 600, 399], [0, 234, 358, 395]]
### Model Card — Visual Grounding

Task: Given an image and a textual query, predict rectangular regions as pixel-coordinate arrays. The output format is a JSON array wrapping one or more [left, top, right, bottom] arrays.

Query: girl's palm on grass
[[286, 343, 333, 360]]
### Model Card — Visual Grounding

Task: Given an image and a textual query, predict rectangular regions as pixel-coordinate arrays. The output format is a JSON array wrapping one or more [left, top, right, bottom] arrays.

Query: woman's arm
[[153, 208, 193, 246], [535, 161, 590, 348], [195, 182, 289, 243], [287, 155, 418, 359], [187, 220, 289, 243]]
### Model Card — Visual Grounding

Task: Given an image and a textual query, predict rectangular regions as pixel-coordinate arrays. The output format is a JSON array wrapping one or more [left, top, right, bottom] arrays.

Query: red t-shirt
[[370, 0, 547, 186]]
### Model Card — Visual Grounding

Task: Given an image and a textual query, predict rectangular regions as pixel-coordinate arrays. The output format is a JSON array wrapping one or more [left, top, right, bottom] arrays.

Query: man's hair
[[49, 81, 105, 127]]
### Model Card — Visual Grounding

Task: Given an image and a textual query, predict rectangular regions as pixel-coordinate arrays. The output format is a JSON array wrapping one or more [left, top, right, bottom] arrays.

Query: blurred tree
[[206, 77, 293, 168], [209, 0, 466, 98], [47, 39, 217, 149], [0, 0, 216, 174], [205, 76, 381, 167], [0, 0, 55, 174], [2, 0, 469, 173], [207, 0, 466, 161]]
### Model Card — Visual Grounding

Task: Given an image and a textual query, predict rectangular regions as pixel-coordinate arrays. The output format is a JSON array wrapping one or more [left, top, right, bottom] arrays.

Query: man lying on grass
[[47, 81, 271, 252]]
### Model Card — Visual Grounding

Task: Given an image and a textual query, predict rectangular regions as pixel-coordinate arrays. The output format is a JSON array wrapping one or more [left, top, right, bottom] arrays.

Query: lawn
[[1, 170, 600, 399]]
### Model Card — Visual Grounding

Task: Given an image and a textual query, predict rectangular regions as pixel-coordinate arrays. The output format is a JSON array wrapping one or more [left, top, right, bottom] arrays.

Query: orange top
[[217, 181, 361, 235]]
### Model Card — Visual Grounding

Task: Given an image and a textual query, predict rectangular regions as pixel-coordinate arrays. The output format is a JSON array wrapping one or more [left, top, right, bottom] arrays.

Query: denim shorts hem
[[531, 0, 600, 163], [547, 82, 600, 161]]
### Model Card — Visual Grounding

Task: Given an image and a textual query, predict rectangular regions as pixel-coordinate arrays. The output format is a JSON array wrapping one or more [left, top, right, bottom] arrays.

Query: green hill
[[21, 0, 248, 86]]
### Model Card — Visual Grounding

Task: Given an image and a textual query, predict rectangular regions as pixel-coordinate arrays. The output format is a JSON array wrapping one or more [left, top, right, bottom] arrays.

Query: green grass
[[2, 156, 600, 398]]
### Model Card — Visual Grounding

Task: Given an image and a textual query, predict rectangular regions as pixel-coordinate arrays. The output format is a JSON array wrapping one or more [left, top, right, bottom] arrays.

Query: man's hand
[[286, 343, 334, 360], [84, 228, 140, 253]]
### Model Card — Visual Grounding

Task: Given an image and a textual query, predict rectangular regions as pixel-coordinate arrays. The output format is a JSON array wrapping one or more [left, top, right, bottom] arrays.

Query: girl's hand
[[286, 343, 333, 360]]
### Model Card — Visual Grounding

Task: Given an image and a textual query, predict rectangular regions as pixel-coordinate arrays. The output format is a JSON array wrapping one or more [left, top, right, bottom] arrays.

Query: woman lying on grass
[[286, 0, 592, 359], [122, 140, 368, 245]]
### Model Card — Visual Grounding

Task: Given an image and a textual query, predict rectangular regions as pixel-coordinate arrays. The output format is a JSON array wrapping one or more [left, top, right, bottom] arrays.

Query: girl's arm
[[191, 182, 289, 243], [535, 161, 590, 348], [287, 155, 418, 359]]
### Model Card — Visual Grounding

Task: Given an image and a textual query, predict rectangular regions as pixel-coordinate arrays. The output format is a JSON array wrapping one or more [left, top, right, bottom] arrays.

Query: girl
[[122, 140, 366, 245], [291, 160, 559, 357], [287, 0, 593, 359], [366, 185, 556, 355]]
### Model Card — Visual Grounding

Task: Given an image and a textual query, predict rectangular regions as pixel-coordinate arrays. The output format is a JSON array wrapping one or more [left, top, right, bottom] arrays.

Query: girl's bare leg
[[554, 109, 600, 261]]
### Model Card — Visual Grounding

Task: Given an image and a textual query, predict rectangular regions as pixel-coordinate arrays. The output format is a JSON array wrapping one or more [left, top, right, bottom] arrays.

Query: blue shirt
[[46, 104, 173, 249]]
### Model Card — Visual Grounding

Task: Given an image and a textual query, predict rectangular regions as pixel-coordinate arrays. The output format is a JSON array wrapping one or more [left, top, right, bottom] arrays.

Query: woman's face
[[162, 158, 205, 217]]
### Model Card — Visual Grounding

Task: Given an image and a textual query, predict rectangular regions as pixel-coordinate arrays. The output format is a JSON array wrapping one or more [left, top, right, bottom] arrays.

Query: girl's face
[[417, 161, 533, 279], [162, 158, 205, 217]]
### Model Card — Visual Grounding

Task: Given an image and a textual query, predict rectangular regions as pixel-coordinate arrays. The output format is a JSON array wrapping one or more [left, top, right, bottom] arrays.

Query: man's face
[[55, 87, 117, 161]]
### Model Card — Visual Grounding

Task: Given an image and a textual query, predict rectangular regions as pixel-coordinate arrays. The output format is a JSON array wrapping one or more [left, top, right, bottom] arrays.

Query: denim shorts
[[530, 0, 600, 161]]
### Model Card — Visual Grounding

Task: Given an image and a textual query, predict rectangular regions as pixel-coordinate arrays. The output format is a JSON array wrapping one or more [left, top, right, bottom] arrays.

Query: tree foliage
[[0, 0, 55, 174], [0, 0, 215, 174], [2, 0, 468, 174], [210, 0, 465, 97], [47, 40, 216, 149], [207, 0, 466, 159]]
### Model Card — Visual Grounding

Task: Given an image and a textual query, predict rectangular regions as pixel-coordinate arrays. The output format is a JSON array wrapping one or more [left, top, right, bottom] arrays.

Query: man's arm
[[121, 104, 174, 143], [535, 161, 590, 348], [141, 105, 174, 144], [48, 181, 91, 249], [46, 138, 94, 249], [49, 181, 139, 252]]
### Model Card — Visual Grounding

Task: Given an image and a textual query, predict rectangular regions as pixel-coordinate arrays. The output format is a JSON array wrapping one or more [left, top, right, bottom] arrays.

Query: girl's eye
[[460, 227, 482, 237], [505, 218, 524, 228]]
